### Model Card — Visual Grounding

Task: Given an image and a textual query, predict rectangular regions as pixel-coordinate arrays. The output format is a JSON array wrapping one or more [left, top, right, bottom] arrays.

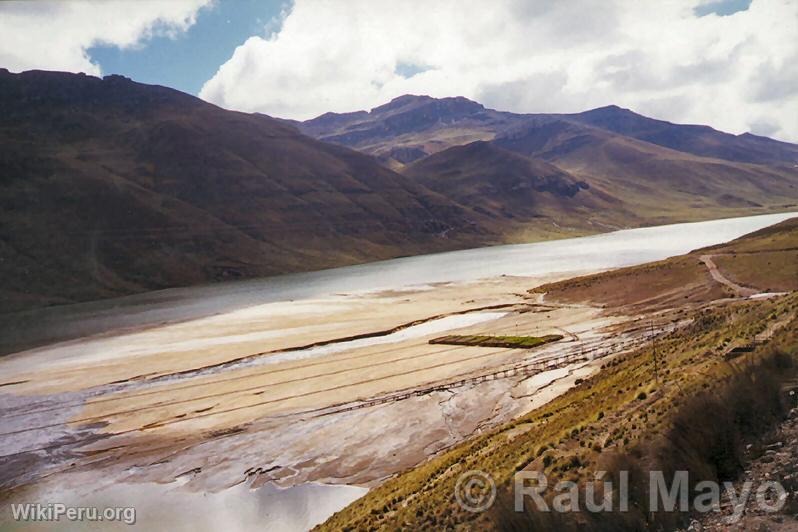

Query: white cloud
[[200, 0, 798, 142], [0, 0, 211, 76]]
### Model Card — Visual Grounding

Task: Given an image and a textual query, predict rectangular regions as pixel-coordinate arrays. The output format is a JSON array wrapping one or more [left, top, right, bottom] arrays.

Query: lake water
[[17, 481, 369, 532], [2, 211, 795, 355], [2, 211, 796, 531]]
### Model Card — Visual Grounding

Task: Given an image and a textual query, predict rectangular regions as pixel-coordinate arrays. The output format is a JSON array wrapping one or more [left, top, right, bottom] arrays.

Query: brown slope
[[569, 104, 798, 165], [532, 216, 798, 310], [402, 141, 627, 232], [297, 95, 798, 170], [298, 95, 528, 168], [298, 94, 798, 227], [493, 119, 798, 222], [698, 216, 798, 292], [0, 70, 500, 311]]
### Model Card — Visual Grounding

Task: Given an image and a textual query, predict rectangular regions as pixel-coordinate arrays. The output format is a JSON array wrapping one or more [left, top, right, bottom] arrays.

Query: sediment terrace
[[1, 216, 795, 531], [0, 273, 671, 506]]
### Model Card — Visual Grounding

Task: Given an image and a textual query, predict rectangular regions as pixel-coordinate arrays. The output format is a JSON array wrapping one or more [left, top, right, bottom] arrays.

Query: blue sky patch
[[694, 0, 752, 17], [394, 62, 431, 79], [88, 0, 290, 95]]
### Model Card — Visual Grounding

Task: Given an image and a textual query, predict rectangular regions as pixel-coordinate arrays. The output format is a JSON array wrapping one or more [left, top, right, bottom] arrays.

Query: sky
[[0, 0, 796, 142], [88, 0, 289, 95]]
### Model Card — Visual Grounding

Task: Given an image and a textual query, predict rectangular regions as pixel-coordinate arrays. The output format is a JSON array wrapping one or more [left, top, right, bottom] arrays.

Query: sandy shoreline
[[0, 269, 665, 530]]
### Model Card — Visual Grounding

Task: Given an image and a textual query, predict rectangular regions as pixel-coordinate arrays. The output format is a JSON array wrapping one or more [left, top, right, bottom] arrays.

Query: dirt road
[[699, 254, 759, 297]]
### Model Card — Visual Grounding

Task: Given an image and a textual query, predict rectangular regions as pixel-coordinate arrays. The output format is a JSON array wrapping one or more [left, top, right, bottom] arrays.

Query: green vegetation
[[531, 217, 798, 310], [496, 327, 798, 531], [714, 251, 798, 293], [318, 218, 798, 530], [429, 334, 563, 349], [707, 217, 798, 293], [319, 293, 798, 531]]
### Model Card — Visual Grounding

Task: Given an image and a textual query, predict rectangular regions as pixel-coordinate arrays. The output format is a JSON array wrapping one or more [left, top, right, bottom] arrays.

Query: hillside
[[533, 216, 798, 309], [319, 217, 798, 531], [299, 94, 798, 169], [402, 141, 629, 234], [493, 120, 798, 223], [3, 73, 797, 314], [0, 70, 500, 311], [299, 95, 798, 225], [569, 105, 798, 165]]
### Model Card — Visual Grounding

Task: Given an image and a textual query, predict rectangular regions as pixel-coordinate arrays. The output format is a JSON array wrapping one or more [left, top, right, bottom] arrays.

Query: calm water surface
[[2, 211, 795, 354]]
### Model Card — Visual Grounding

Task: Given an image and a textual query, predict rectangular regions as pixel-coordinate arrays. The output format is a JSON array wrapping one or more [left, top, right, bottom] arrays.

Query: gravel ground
[[686, 404, 798, 531]]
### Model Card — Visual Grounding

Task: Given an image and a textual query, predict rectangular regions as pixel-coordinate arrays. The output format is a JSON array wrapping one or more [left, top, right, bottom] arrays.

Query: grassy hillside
[[402, 141, 630, 235], [493, 121, 798, 226], [0, 71, 505, 311], [302, 94, 798, 231], [319, 218, 798, 530], [537, 217, 798, 308], [3, 73, 796, 314]]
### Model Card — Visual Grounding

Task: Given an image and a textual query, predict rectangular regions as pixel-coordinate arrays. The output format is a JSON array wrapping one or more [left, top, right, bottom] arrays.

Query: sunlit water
[[2, 212, 797, 531], [144, 311, 509, 387], [2, 211, 795, 355], [9, 481, 369, 532]]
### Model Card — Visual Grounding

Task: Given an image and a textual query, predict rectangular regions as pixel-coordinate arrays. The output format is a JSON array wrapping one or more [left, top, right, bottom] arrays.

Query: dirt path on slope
[[699, 254, 759, 297]]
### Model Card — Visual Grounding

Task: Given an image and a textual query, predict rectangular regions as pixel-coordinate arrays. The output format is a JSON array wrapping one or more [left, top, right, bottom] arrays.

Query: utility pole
[[650, 320, 659, 383]]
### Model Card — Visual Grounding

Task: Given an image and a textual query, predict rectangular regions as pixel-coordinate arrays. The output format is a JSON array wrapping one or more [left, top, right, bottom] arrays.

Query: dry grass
[[532, 216, 798, 312], [530, 256, 727, 310], [318, 293, 798, 530], [713, 251, 798, 292], [319, 218, 798, 530]]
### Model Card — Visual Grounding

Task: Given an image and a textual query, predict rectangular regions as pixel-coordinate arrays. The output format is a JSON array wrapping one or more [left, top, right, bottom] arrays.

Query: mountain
[[300, 95, 798, 224], [0, 70, 504, 311], [298, 95, 798, 168], [402, 141, 627, 233], [568, 105, 798, 165], [3, 74, 797, 313], [493, 119, 798, 219], [298, 94, 528, 168]]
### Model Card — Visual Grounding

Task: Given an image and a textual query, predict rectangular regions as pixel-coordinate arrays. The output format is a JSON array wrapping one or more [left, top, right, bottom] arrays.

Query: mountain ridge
[[296, 94, 798, 168], [2, 72, 798, 313], [298, 93, 798, 227], [0, 70, 507, 311], [401, 141, 624, 232]]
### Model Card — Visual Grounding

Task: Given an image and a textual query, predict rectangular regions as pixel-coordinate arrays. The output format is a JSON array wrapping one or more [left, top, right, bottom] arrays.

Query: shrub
[[489, 338, 797, 532]]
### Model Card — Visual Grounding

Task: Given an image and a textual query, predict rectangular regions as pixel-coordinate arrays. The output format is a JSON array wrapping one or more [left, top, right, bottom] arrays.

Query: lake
[[2, 211, 795, 355]]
